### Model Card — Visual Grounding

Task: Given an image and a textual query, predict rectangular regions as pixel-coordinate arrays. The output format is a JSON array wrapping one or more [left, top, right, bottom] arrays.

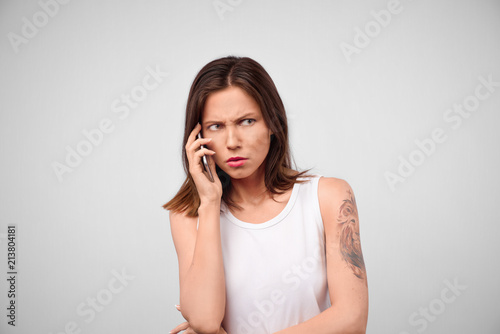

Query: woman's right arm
[[169, 202, 226, 334], [169, 122, 225, 334]]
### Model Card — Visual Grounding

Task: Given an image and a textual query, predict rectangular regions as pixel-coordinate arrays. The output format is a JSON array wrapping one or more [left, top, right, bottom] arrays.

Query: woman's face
[[202, 85, 273, 181]]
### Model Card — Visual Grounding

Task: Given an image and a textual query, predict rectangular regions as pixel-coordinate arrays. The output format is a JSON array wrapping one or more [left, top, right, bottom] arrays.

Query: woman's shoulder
[[318, 175, 348, 185], [285, 169, 352, 192], [288, 168, 340, 184], [317, 176, 356, 218], [318, 176, 353, 197]]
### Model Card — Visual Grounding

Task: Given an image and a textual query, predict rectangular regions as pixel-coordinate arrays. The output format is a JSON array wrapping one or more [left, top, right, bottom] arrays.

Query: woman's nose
[[226, 127, 240, 149]]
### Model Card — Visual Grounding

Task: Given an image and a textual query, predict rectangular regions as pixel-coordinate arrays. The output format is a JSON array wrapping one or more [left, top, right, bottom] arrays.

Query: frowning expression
[[202, 85, 273, 180]]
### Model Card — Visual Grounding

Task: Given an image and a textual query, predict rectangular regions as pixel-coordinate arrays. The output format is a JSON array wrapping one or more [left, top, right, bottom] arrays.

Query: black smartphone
[[197, 132, 214, 182]]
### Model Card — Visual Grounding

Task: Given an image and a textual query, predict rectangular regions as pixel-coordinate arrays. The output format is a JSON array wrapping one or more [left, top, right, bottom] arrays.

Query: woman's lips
[[227, 159, 247, 167]]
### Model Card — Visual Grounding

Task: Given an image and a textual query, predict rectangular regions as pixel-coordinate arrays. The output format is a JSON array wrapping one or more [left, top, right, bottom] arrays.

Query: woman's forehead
[[203, 87, 262, 122]]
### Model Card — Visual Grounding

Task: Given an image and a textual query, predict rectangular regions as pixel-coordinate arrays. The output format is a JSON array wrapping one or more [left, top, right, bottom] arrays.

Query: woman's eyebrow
[[204, 112, 257, 124]]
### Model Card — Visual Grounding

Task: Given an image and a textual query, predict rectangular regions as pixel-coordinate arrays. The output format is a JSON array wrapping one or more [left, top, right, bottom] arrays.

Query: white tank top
[[216, 174, 331, 334]]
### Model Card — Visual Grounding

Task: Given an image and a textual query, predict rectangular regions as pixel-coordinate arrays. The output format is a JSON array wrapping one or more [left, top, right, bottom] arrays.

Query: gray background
[[1, 0, 499, 333]]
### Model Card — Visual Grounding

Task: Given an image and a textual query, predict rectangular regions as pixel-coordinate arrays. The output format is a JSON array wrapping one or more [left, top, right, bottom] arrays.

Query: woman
[[164, 56, 368, 334]]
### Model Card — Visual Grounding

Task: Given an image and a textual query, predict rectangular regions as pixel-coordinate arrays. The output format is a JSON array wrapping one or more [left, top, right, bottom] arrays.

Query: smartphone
[[197, 132, 214, 182]]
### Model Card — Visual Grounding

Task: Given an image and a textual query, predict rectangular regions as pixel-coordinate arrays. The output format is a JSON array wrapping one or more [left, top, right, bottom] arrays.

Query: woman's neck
[[229, 168, 269, 208], [228, 167, 297, 209]]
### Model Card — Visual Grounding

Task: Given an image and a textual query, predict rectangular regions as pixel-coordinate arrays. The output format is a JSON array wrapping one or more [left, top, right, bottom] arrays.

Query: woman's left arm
[[273, 177, 369, 334]]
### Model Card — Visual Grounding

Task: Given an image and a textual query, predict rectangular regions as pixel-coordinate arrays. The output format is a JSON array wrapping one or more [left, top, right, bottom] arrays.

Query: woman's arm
[[169, 122, 226, 334], [272, 177, 369, 334], [170, 201, 226, 334]]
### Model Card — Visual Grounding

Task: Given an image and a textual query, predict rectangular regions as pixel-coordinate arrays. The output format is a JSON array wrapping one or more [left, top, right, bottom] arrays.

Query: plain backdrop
[[1, 0, 499, 333]]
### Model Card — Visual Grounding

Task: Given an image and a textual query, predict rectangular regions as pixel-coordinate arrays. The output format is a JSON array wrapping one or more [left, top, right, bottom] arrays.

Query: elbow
[[178, 311, 219, 334], [179, 304, 225, 334], [345, 312, 367, 334], [343, 323, 365, 334], [181, 310, 222, 334], [348, 327, 366, 334], [180, 313, 220, 334], [189, 321, 221, 334]]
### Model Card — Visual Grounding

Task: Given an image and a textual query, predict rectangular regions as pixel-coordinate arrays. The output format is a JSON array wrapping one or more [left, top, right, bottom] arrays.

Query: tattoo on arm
[[337, 189, 366, 279]]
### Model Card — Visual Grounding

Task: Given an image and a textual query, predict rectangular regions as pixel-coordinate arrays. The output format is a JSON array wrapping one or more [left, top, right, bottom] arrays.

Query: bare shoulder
[[317, 176, 358, 228], [169, 209, 198, 249], [317, 176, 354, 212], [169, 209, 198, 224], [169, 209, 198, 231]]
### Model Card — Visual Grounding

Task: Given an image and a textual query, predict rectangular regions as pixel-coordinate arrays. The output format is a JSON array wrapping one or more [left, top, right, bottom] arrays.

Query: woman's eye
[[242, 119, 255, 125], [207, 120, 254, 130]]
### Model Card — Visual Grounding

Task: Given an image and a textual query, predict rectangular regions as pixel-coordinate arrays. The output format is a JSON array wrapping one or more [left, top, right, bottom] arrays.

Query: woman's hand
[[170, 304, 227, 334], [185, 122, 223, 205]]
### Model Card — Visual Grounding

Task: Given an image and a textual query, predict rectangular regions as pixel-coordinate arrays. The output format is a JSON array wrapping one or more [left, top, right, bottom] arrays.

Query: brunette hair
[[162, 56, 314, 217]]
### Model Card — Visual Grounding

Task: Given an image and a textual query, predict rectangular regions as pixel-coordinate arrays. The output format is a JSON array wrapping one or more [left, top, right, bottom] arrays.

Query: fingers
[[188, 137, 213, 154], [170, 305, 196, 333], [185, 122, 202, 149], [185, 123, 211, 152], [206, 152, 218, 175], [189, 148, 215, 175], [169, 321, 189, 334], [194, 147, 216, 159], [185, 123, 216, 173]]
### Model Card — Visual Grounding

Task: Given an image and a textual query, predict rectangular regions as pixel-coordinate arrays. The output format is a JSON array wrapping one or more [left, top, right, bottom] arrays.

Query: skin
[[202, 85, 275, 208], [336, 189, 366, 279], [170, 85, 368, 334], [171, 85, 279, 334]]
